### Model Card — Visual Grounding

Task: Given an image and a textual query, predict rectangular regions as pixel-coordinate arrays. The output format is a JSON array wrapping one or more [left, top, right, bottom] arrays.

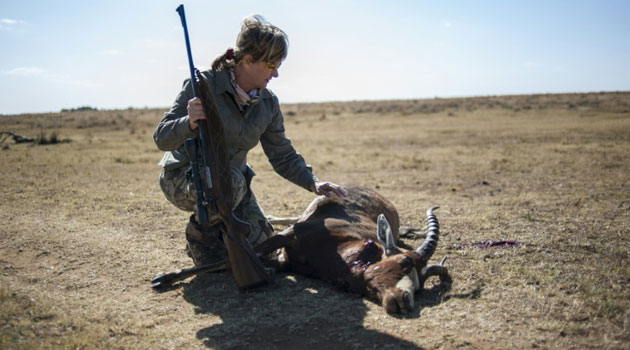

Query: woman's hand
[[187, 97, 205, 130], [311, 181, 348, 198]]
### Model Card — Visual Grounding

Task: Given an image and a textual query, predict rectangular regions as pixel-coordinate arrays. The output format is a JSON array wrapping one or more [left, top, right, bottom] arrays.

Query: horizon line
[[1, 89, 629, 116]]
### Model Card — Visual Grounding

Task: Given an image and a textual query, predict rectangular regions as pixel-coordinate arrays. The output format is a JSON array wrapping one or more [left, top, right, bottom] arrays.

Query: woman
[[154, 15, 347, 266]]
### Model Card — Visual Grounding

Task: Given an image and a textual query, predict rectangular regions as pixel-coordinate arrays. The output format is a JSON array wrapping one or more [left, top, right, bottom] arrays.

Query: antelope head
[[365, 207, 448, 314]]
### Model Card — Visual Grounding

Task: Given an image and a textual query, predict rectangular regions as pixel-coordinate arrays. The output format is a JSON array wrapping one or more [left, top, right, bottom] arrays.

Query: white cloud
[[0, 18, 25, 30], [3, 67, 46, 76], [443, 20, 453, 28]]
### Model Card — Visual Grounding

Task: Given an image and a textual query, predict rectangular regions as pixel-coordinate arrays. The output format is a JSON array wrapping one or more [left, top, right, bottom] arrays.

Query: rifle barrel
[[175, 4, 198, 98]]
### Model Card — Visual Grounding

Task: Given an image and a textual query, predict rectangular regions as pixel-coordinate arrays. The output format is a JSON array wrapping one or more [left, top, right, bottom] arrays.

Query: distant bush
[[35, 131, 71, 145], [61, 106, 98, 113]]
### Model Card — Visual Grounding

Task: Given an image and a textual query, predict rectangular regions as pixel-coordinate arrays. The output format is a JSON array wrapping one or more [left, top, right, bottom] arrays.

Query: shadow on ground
[[176, 270, 458, 350]]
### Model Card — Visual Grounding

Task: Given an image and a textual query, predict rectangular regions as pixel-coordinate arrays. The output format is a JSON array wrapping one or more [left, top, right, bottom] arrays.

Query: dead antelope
[[152, 186, 449, 314], [258, 186, 449, 313]]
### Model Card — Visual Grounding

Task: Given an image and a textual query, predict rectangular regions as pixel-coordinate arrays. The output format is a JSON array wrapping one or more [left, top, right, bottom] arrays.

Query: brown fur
[[257, 186, 437, 313]]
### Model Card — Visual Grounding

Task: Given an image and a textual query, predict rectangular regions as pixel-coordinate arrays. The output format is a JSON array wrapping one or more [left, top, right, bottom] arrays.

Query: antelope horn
[[422, 259, 449, 279], [418, 263, 450, 288], [416, 206, 440, 261]]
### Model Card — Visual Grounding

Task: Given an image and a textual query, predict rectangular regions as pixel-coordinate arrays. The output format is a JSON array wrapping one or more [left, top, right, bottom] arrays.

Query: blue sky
[[1, 0, 629, 114]]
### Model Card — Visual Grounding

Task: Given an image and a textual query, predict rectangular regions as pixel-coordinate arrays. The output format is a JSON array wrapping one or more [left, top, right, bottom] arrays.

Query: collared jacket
[[153, 69, 317, 191]]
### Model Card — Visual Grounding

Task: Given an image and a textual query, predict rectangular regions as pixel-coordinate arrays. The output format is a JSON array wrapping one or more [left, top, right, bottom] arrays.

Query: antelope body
[[258, 186, 449, 314]]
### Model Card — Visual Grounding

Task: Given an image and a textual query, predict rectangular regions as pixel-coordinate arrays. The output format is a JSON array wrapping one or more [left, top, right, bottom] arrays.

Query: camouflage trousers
[[159, 165, 274, 248]]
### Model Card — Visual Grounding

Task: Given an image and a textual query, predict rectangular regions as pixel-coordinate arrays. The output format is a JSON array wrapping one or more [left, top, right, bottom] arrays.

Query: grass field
[[1, 92, 629, 349]]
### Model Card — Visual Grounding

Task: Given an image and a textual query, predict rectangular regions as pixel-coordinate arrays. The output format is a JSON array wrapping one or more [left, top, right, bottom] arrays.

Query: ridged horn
[[416, 206, 440, 261]]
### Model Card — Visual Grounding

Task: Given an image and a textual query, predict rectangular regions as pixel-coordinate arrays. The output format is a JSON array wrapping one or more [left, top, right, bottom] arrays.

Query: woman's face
[[237, 56, 281, 92]]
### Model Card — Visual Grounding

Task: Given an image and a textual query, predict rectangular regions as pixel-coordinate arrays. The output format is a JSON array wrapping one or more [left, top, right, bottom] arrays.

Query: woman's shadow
[[177, 269, 455, 350]]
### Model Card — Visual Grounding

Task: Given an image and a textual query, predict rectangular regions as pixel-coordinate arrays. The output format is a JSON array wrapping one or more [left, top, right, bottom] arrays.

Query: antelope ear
[[377, 214, 399, 256], [376, 214, 388, 245]]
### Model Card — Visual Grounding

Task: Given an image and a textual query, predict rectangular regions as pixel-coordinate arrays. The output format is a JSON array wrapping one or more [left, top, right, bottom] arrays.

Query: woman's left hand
[[311, 181, 348, 198]]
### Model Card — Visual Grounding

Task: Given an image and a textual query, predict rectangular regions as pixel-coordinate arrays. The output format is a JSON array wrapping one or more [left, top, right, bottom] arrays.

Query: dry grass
[[1, 92, 629, 349]]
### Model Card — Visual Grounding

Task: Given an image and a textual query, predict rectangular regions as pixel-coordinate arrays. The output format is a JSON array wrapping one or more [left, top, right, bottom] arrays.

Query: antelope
[[152, 186, 449, 314], [257, 185, 449, 314]]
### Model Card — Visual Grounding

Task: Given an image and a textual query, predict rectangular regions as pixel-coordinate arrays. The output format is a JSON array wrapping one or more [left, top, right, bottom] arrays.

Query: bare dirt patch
[[1, 92, 629, 349]]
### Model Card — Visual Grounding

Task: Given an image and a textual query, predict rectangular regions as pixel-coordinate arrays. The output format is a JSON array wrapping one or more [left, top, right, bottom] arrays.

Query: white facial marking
[[396, 267, 420, 293], [395, 267, 420, 311]]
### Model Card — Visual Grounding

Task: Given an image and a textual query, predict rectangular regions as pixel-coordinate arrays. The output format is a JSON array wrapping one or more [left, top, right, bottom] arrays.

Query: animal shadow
[[180, 271, 432, 350]]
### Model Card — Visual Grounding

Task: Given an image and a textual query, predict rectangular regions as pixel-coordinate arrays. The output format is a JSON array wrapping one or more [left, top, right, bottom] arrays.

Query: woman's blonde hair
[[212, 15, 288, 71]]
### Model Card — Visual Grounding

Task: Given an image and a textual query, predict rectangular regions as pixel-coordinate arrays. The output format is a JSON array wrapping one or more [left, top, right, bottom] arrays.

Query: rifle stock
[[176, 4, 272, 290]]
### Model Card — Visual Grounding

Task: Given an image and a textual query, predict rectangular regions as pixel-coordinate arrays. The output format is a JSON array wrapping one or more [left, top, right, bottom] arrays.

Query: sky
[[1, 0, 629, 115]]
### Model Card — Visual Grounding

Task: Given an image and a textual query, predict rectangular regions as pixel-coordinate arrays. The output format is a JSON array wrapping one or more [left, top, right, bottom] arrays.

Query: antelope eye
[[401, 255, 414, 272]]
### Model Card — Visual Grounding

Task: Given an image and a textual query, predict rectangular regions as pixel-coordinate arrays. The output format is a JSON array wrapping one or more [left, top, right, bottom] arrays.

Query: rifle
[[172, 4, 272, 290]]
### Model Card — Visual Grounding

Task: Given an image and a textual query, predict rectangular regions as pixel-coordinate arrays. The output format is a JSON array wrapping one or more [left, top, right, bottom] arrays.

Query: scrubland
[[1, 92, 629, 349]]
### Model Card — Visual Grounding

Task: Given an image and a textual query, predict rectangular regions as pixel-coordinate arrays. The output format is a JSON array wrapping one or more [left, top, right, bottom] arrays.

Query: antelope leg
[[151, 260, 230, 288], [151, 228, 296, 289], [266, 215, 300, 226]]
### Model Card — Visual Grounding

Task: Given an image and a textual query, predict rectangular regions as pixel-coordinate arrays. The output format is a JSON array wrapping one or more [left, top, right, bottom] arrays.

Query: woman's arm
[[153, 79, 197, 151], [260, 96, 346, 197]]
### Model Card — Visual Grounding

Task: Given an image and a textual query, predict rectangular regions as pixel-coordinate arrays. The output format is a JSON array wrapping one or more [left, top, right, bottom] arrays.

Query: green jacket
[[153, 69, 317, 191]]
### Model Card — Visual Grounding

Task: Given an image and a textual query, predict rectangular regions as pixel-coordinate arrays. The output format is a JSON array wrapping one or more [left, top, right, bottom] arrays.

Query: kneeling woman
[[153, 14, 346, 266]]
